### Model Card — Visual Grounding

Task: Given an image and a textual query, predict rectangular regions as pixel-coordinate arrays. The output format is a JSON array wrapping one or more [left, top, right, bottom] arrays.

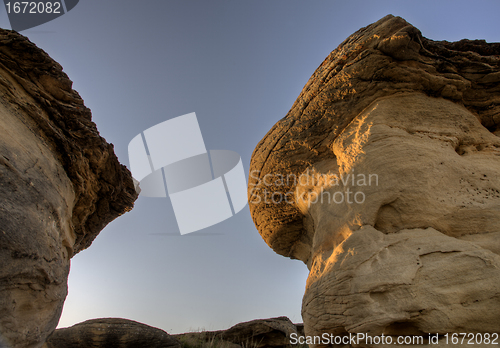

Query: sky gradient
[[1, 0, 499, 335]]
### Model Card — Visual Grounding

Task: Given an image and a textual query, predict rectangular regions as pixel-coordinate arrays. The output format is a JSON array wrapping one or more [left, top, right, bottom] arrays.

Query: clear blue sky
[[1, 0, 499, 334]]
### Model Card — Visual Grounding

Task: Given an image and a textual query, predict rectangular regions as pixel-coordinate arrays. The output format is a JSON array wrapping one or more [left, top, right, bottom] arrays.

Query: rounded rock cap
[[248, 15, 500, 263]]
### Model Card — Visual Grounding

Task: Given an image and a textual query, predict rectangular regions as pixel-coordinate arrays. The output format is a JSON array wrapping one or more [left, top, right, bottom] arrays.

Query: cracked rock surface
[[248, 15, 500, 346], [0, 29, 137, 348]]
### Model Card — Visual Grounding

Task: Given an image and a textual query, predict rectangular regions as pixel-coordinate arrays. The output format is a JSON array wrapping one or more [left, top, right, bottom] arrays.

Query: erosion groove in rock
[[248, 15, 500, 347], [42, 318, 181, 348], [0, 29, 137, 348]]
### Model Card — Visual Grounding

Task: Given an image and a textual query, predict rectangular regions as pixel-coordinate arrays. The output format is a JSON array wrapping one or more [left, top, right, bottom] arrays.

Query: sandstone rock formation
[[216, 316, 298, 348], [174, 316, 299, 348], [44, 316, 299, 348], [0, 29, 137, 348], [249, 15, 500, 347], [42, 318, 181, 348]]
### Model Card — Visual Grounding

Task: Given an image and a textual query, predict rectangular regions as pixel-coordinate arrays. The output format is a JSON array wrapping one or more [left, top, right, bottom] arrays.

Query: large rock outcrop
[[42, 318, 181, 348], [249, 15, 500, 346], [44, 316, 300, 348], [174, 316, 299, 348], [0, 29, 137, 348]]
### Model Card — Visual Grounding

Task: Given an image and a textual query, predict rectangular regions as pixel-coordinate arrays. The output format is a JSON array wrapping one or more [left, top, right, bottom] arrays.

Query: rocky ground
[[42, 317, 305, 348]]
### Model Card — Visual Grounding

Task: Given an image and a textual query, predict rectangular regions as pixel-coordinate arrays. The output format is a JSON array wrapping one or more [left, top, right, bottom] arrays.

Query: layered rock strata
[[249, 15, 500, 347], [0, 29, 137, 348]]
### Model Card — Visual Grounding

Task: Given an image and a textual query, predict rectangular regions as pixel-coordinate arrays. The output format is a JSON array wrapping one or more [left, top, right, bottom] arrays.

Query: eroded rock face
[[0, 30, 137, 348], [42, 318, 181, 348], [248, 15, 500, 346]]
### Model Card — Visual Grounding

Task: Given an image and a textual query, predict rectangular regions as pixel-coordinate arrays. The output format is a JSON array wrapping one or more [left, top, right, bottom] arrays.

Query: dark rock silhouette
[[43, 318, 181, 348], [174, 316, 299, 348], [44, 316, 300, 348]]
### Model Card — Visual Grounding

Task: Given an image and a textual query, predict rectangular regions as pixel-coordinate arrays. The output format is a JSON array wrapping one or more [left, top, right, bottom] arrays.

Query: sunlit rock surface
[[249, 15, 500, 347], [0, 29, 137, 348]]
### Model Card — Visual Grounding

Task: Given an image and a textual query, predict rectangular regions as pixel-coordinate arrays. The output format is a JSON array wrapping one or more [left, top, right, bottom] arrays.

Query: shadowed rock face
[[42, 318, 181, 348], [248, 15, 500, 346], [173, 316, 299, 348], [0, 30, 137, 348], [45, 317, 298, 348]]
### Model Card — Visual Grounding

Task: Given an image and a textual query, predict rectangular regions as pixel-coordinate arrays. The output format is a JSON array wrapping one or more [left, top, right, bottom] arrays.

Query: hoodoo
[[0, 29, 137, 348], [249, 15, 500, 347]]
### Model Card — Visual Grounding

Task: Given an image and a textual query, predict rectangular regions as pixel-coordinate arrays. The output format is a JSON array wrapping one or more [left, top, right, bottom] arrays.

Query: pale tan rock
[[0, 30, 137, 348], [249, 15, 500, 347]]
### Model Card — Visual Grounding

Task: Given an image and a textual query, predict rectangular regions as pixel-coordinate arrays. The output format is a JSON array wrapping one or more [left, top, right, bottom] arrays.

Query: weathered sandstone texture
[[249, 15, 500, 346], [0, 29, 137, 348], [42, 318, 181, 348]]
